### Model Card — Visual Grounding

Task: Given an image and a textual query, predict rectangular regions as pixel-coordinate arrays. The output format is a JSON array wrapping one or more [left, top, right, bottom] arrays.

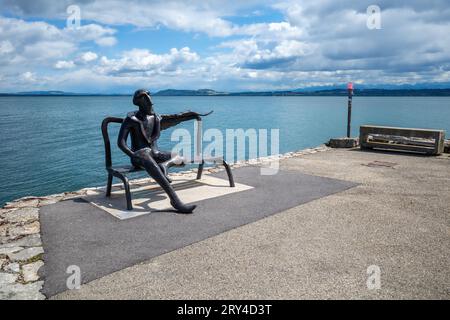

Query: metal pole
[[347, 82, 353, 138]]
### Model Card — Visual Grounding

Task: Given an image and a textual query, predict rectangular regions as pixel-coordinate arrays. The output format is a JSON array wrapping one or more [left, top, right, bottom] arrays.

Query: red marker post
[[346, 82, 354, 138]]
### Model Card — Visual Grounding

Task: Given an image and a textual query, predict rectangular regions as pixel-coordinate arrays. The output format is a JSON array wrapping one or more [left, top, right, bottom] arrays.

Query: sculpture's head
[[133, 89, 154, 115]]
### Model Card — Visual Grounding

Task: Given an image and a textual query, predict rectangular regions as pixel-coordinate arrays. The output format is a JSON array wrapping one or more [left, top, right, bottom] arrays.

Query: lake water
[[0, 96, 449, 205]]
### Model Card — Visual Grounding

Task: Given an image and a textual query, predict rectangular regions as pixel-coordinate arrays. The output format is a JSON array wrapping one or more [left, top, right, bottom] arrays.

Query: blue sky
[[1, 0, 450, 93]]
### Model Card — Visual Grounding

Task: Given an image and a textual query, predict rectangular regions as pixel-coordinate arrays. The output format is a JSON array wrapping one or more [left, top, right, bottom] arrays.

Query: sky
[[1, 0, 450, 93]]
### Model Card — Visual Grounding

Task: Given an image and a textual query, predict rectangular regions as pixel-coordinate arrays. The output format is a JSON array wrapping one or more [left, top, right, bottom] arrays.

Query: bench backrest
[[101, 117, 203, 168], [101, 117, 123, 168]]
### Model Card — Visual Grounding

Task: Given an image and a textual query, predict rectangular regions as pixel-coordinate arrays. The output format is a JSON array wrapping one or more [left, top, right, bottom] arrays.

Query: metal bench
[[360, 125, 446, 155], [101, 117, 235, 210]]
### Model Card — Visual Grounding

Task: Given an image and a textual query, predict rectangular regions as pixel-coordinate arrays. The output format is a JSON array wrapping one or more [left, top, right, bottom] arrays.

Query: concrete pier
[[50, 148, 450, 300], [2, 146, 449, 299]]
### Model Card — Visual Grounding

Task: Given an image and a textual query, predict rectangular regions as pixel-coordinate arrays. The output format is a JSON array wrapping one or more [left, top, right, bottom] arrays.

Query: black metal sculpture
[[116, 89, 210, 213]]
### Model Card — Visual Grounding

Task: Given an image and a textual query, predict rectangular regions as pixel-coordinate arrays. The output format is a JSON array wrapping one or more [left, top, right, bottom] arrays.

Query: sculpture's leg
[[138, 154, 195, 214], [158, 163, 172, 183], [157, 153, 185, 184]]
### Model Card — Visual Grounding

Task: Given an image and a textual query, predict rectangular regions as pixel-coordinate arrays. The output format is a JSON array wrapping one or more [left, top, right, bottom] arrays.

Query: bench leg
[[222, 160, 235, 187], [116, 173, 133, 210], [196, 160, 205, 180], [123, 177, 133, 211], [106, 173, 113, 197]]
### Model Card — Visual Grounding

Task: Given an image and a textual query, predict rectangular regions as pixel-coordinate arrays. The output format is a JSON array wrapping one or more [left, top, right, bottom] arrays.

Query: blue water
[[0, 96, 449, 205]]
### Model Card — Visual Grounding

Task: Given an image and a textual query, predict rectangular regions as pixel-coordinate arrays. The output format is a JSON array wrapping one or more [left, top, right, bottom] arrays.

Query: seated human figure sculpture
[[117, 89, 211, 214]]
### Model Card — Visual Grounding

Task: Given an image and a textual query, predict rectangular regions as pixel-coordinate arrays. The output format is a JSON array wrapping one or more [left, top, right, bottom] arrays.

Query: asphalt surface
[[51, 149, 450, 299], [39, 166, 355, 297]]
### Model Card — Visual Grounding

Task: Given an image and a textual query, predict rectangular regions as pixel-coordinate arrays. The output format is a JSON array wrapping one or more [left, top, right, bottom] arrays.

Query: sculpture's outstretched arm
[[160, 110, 213, 130], [117, 120, 134, 157]]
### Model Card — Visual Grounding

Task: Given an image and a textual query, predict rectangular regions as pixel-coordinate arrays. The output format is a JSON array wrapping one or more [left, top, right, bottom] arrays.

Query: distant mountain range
[[2, 88, 450, 96], [154, 89, 228, 96], [0, 91, 129, 96], [154, 88, 450, 96]]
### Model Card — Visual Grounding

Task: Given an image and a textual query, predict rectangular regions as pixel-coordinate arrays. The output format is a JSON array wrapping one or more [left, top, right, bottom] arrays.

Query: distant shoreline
[[2, 88, 450, 97]]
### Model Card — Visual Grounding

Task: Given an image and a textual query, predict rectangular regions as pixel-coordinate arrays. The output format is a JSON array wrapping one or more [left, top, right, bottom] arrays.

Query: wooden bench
[[360, 125, 445, 155]]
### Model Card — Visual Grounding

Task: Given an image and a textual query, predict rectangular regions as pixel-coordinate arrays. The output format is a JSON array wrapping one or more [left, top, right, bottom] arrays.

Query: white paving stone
[[22, 261, 44, 283], [0, 224, 7, 238], [0, 272, 18, 285], [3, 198, 40, 209], [0, 246, 23, 255], [37, 198, 59, 207], [0, 281, 45, 300], [3, 207, 39, 224], [8, 247, 44, 262], [4, 262, 20, 273], [8, 221, 40, 238], [0, 234, 42, 248]]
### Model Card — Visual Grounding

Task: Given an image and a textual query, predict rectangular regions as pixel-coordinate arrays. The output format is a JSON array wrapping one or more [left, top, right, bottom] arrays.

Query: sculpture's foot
[[170, 200, 196, 214]]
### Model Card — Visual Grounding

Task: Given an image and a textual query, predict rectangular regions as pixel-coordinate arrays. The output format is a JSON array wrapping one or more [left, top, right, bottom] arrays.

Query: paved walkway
[[40, 166, 354, 297], [52, 149, 450, 299]]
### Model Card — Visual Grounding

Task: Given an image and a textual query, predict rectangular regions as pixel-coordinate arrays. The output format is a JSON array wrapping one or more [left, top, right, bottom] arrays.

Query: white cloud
[[1, 0, 262, 37], [23, 41, 76, 61], [236, 22, 305, 40], [54, 60, 75, 69], [98, 47, 199, 76], [95, 36, 117, 47], [64, 23, 117, 46], [21, 71, 36, 82], [0, 40, 14, 54], [80, 51, 98, 63], [0, 16, 117, 67], [2, 1, 450, 91], [206, 0, 450, 88]]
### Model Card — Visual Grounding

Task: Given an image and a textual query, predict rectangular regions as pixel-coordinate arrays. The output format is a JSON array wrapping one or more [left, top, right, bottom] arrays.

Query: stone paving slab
[[39, 166, 356, 297]]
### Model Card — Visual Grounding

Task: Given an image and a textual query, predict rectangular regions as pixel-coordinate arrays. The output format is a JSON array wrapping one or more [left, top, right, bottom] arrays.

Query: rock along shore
[[0, 145, 331, 300]]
